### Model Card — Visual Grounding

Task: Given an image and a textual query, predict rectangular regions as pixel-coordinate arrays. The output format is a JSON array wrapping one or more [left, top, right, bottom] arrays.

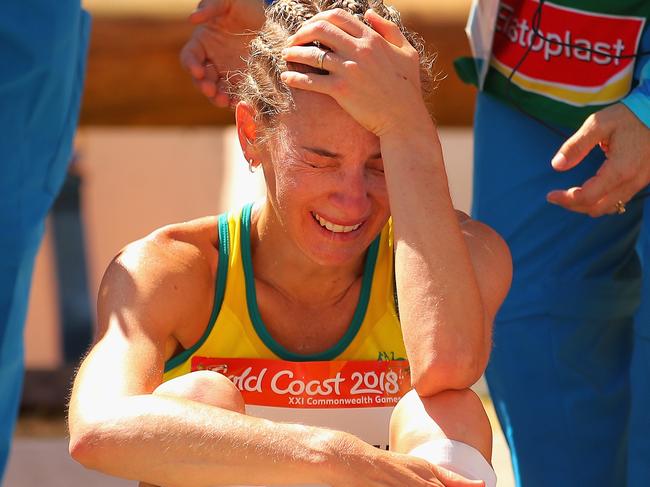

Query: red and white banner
[[192, 357, 411, 409]]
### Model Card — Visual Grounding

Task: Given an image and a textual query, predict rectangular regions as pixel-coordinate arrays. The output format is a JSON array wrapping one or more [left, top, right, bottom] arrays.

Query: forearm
[[380, 109, 487, 395], [70, 393, 341, 486]]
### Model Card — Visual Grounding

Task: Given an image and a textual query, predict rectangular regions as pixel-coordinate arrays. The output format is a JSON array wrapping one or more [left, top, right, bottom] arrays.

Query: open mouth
[[312, 212, 363, 233]]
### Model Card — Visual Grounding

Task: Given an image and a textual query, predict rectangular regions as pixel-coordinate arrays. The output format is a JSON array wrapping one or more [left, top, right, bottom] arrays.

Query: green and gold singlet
[[164, 203, 411, 451]]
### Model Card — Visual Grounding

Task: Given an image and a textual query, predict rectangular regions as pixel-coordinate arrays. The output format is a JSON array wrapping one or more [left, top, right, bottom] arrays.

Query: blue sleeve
[[263, 0, 274, 5], [621, 26, 650, 129], [622, 61, 650, 129]]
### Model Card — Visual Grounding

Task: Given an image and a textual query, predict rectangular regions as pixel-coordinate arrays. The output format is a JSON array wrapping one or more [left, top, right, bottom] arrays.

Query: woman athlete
[[68, 1, 511, 485]]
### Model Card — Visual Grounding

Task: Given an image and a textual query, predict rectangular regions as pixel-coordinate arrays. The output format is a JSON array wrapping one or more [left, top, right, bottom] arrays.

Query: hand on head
[[280, 6, 433, 137], [186, 0, 435, 140], [546, 103, 650, 217]]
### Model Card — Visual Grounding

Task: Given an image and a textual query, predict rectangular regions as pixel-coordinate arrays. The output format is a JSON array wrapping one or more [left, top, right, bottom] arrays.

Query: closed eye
[[304, 156, 338, 169], [303, 146, 340, 159], [301, 146, 339, 169], [306, 160, 336, 169]]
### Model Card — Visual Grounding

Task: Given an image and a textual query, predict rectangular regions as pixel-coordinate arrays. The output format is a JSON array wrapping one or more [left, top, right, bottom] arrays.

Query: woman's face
[[260, 89, 390, 268]]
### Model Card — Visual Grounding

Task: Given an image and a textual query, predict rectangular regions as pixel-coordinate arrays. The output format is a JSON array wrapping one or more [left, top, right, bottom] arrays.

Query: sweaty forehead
[[280, 89, 378, 149]]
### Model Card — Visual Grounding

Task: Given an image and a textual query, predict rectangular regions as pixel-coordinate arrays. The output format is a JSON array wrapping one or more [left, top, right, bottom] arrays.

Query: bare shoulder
[[68, 216, 221, 427], [97, 216, 220, 349]]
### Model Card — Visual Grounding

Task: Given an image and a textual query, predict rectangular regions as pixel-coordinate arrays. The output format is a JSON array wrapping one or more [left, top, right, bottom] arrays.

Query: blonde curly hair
[[234, 0, 436, 124]]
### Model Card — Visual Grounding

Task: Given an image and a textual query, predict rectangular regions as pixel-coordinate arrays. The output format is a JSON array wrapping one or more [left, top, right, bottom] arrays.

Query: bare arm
[[68, 229, 337, 486], [381, 123, 511, 395], [281, 9, 512, 396], [68, 224, 465, 487]]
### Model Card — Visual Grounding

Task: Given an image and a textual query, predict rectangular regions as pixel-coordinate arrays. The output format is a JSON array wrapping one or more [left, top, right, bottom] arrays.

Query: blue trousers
[[0, 2, 89, 479], [473, 93, 650, 486]]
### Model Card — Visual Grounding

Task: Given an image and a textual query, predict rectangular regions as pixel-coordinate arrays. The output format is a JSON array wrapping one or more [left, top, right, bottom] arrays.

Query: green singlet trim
[[164, 213, 231, 373], [241, 202, 380, 361]]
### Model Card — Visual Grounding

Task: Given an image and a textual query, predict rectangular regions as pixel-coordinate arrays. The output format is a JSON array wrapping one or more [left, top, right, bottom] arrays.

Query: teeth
[[313, 213, 362, 233]]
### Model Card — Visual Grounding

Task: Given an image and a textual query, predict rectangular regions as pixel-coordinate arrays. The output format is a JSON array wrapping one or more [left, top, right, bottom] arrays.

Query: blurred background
[[7, 0, 514, 485]]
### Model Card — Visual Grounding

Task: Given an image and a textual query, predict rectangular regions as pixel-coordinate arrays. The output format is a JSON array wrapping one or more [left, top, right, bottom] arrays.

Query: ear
[[236, 102, 261, 166]]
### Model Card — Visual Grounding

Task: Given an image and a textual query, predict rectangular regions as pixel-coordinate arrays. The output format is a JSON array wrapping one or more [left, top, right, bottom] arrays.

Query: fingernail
[[567, 187, 582, 200], [551, 152, 567, 168]]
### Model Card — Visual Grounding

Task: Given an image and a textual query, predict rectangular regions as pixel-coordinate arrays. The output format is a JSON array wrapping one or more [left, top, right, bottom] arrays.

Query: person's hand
[[546, 103, 650, 217], [180, 0, 266, 107], [326, 437, 485, 487], [280, 8, 429, 137]]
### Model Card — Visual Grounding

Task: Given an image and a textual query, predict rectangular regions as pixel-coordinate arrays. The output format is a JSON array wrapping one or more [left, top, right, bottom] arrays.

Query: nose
[[329, 166, 372, 218]]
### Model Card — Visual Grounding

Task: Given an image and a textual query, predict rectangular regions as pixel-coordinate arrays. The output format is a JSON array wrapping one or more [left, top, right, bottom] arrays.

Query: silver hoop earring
[[248, 158, 256, 173]]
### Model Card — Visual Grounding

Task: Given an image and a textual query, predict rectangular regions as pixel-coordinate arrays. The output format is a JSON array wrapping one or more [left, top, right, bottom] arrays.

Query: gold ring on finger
[[615, 200, 626, 215], [317, 49, 327, 71]]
